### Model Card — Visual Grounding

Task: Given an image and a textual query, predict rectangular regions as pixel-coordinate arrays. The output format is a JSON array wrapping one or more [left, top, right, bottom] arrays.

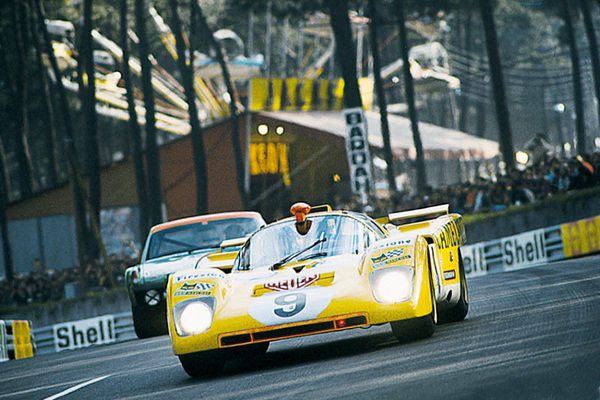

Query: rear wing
[[376, 204, 449, 225]]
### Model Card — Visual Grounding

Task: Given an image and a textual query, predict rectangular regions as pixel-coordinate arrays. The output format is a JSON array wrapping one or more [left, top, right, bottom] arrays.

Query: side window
[[233, 241, 250, 271], [363, 228, 377, 250]]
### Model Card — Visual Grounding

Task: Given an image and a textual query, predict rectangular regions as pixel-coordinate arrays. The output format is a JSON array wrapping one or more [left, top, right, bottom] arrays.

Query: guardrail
[[33, 312, 136, 355], [462, 214, 600, 278]]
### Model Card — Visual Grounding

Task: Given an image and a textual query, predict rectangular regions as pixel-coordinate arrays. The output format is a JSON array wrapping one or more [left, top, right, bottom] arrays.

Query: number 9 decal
[[274, 293, 306, 317], [249, 287, 333, 326]]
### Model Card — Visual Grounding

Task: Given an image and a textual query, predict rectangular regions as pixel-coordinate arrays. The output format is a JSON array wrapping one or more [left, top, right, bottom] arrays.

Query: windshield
[[234, 215, 369, 271], [146, 217, 263, 260]]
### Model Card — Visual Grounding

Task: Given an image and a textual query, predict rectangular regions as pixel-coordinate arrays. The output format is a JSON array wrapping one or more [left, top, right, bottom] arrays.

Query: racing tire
[[390, 266, 436, 343], [179, 349, 227, 377], [132, 304, 168, 339], [438, 250, 469, 324]]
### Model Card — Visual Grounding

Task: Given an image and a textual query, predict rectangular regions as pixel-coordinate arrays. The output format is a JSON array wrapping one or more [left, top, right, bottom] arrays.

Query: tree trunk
[[458, 11, 473, 133], [394, 0, 427, 193], [82, 0, 101, 259], [120, 0, 150, 242], [194, 0, 249, 210], [13, 0, 35, 197], [329, 0, 362, 109], [329, 0, 373, 204], [34, 0, 88, 269], [28, 0, 59, 187], [560, 0, 586, 155], [169, 0, 209, 214], [368, 0, 397, 194], [579, 0, 598, 152], [479, 0, 515, 171], [0, 137, 13, 282], [135, 0, 163, 225]]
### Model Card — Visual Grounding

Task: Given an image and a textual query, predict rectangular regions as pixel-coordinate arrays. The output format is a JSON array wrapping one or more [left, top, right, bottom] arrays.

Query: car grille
[[219, 314, 369, 347]]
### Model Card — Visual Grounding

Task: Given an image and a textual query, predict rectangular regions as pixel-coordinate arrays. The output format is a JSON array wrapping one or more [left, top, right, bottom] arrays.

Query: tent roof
[[260, 110, 500, 160]]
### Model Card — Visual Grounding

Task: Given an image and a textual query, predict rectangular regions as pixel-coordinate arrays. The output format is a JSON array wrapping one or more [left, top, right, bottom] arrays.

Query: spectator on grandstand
[[524, 133, 553, 164]]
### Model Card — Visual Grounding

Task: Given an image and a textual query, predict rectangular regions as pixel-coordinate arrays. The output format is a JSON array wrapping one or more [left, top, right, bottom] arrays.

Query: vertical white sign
[[53, 315, 115, 352], [344, 108, 373, 204], [0, 321, 8, 362]]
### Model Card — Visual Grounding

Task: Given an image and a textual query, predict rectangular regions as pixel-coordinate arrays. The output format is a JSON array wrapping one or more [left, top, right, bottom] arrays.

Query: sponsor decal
[[370, 248, 412, 269], [435, 218, 465, 250], [266, 274, 319, 291], [176, 271, 225, 282], [53, 316, 115, 352], [443, 270, 456, 280], [372, 239, 414, 250], [253, 272, 334, 296], [174, 281, 216, 296]]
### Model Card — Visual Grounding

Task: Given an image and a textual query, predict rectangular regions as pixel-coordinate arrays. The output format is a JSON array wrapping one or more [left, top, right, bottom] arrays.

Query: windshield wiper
[[297, 252, 328, 262], [272, 238, 327, 270]]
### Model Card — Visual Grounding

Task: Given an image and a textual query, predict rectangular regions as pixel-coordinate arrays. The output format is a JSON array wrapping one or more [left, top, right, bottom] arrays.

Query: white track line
[[42, 375, 111, 400]]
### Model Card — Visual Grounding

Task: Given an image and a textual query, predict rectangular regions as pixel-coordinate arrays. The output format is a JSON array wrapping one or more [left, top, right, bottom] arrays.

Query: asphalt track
[[2, 255, 600, 400]]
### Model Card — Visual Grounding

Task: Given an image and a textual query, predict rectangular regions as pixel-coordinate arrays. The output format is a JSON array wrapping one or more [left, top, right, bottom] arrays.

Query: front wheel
[[391, 267, 436, 342], [179, 349, 227, 377]]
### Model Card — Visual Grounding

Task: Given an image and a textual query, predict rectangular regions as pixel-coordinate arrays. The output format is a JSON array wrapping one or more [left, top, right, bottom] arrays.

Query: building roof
[[260, 110, 500, 160]]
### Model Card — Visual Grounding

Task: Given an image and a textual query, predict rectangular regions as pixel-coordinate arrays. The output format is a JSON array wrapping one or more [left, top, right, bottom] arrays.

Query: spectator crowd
[[350, 151, 600, 218], [1, 150, 599, 308], [0, 257, 132, 307]]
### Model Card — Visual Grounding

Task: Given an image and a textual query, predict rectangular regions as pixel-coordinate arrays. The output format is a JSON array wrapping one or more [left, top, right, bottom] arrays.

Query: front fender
[[166, 269, 232, 341], [360, 235, 433, 318]]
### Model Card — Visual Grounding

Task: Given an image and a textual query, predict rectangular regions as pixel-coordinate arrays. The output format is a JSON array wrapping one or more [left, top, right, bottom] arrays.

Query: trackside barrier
[[462, 214, 600, 278], [33, 312, 136, 355], [0, 320, 36, 361], [0, 320, 8, 362]]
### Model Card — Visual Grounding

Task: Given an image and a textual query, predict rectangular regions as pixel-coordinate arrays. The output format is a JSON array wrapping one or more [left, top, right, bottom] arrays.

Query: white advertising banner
[[0, 321, 8, 362], [53, 315, 115, 352], [344, 108, 373, 203], [501, 229, 547, 271], [461, 243, 488, 278]]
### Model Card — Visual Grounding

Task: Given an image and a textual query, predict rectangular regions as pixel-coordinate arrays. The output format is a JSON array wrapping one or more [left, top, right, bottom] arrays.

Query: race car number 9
[[274, 293, 306, 317], [249, 287, 333, 326]]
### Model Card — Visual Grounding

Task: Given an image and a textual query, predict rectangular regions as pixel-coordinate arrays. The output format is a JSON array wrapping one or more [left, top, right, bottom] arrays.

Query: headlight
[[369, 267, 414, 304], [173, 298, 215, 337]]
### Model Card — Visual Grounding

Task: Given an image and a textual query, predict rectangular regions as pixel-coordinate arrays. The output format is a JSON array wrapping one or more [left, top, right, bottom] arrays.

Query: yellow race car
[[166, 203, 468, 376]]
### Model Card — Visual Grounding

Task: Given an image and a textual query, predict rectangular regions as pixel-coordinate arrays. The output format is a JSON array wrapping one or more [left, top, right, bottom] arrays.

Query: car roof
[[150, 211, 264, 234]]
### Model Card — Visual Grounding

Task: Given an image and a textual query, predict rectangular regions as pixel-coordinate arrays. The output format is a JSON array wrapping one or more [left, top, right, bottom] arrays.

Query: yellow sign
[[250, 143, 291, 185], [561, 216, 600, 258], [249, 78, 372, 112]]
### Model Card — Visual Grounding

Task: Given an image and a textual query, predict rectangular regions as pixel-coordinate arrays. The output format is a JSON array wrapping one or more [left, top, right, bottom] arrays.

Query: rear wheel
[[439, 250, 469, 324], [391, 266, 436, 342]]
